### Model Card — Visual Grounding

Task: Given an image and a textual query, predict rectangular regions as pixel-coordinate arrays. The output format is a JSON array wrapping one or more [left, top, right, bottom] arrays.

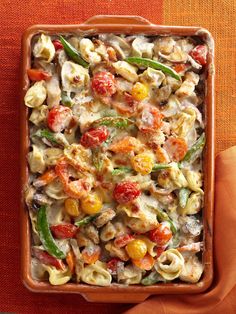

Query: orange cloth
[[126, 146, 236, 314]]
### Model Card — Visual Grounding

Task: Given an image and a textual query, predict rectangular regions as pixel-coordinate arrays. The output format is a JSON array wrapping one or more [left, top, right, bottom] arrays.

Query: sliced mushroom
[[159, 46, 188, 63], [93, 208, 116, 228], [99, 34, 131, 59]]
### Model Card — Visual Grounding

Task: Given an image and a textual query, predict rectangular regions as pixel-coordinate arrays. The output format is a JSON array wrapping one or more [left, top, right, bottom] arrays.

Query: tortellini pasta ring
[[154, 248, 184, 280], [33, 34, 55, 63], [80, 261, 112, 286], [24, 80, 47, 108]]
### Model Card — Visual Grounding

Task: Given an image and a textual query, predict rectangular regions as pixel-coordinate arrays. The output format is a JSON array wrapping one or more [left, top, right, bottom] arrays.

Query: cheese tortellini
[[28, 145, 46, 173], [113, 61, 138, 82], [61, 61, 90, 92], [80, 261, 112, 286], [80, 38, 102, 64], [33, 34, 55, 63], [154, 249, 184, 280], [24, 81, 47, 108], [118, 265, 142, 284], [180, 255, 204, 283]]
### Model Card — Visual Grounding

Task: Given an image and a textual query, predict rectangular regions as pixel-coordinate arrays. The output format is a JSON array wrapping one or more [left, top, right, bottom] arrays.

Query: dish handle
[[82, 292, 150, 303], [83, 15, 152, 26]]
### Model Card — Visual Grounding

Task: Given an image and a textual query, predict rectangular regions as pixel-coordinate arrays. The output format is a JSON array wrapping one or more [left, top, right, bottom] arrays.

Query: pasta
[[25, 33, 207, 286], [80, 261, 112, 286], [154, 249, 184, 280], [24, 81, 47, 108], [33, 34, 55, 63]]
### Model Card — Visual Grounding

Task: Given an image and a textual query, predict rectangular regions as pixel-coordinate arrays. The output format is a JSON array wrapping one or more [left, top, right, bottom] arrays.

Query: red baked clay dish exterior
[[20, 15, 215, 303]]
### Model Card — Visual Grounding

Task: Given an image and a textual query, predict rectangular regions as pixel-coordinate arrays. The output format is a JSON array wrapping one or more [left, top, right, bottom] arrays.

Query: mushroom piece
[[99, 34, 131, 59]]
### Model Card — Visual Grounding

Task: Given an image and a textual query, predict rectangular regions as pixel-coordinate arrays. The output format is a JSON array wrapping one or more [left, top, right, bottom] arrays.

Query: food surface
[[24, 33, 207, 286]]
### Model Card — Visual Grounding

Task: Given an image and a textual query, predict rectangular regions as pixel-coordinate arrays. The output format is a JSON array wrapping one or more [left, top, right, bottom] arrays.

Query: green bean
[[92, 117, 134, 129], [60, 36, 89, 68], [112, 167, 133, 176], [152, 164, 172, 171], [141, 271, 160, 285], [182, 133, 206, 163], [125, 57, 181, 81]]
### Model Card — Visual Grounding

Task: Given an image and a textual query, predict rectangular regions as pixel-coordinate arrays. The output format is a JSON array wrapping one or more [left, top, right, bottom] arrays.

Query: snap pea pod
[[35, 129, 59, 145], [125, 57, 181, 81], [59, 36, 89, 68], [92, 148, 103, 171], [155, 208, 177, 234], [37, 206, 66, 259], [182, 133, 206, 163], [92, 117, 134, 129], [61, 91, 73, 107], [151, 163, 172, 172], [141, 271, 160, 286], [74, 214, 99, 227], [179, 188, 191, 208], [112, 167, 133, 176]]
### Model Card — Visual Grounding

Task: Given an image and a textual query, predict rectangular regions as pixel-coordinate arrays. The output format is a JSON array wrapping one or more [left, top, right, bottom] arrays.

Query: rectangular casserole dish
[[20, 15, 215, 303]]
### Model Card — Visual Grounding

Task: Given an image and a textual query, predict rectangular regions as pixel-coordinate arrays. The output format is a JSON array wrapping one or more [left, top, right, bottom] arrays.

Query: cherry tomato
[[52, 39, 64, 51], [114, 234, 135, 248], [173, 63, 188, 73], [50, 223, 78, 239], [137, 105, 163, 133], [156, 247, 165, 257], [33, 247, 65, 270], [80, 126, 109, 148], [47, 106, 73, 133], [113, 182, 141, 204], [149, 223, 172, 246], [91, 71, 116, 96], [107, 258, 121, 275], [132, 253, 155, 270], [27, 69, 52, 81], [189, 45, 208, 66], [163, 137, 188, 162]]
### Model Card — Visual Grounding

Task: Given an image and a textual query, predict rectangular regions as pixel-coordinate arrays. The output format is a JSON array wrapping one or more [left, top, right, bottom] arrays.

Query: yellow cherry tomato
[[131, 82, 149, 101], [81, 193, 102, 215], [64, 198, 80, 217], [131, 153, 154, 175], [125, 239, 147, 259]]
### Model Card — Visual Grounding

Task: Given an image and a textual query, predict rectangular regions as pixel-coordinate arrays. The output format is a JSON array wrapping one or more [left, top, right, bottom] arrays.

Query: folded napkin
[[125, 146, 236, 314]]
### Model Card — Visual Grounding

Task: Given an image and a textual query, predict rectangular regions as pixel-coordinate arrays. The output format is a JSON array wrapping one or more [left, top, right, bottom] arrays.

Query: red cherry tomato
[[27, 69, 52, 81], [156, 247, 165, 257], [137, 105, 163, 133], [47, 106, 73, 133], [113, 182, 141, 204], [149, 223, 172, 246], [114, 234, 135, 248], [107, 258, 121, 275], [50, 223, 78, 239], [80, 126, 109, 148], [91, 71, 116, 97], [189, 45, 208, 66], [33, 247, 65, 270], [52, 39, 64, 51]]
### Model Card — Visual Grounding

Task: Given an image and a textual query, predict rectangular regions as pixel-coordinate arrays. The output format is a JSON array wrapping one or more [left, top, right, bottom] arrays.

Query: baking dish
[[20, 15, 215, 303]]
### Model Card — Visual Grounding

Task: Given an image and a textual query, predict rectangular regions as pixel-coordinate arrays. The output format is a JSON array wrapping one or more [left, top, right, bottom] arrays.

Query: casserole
[[20, 15, 215, 303]]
